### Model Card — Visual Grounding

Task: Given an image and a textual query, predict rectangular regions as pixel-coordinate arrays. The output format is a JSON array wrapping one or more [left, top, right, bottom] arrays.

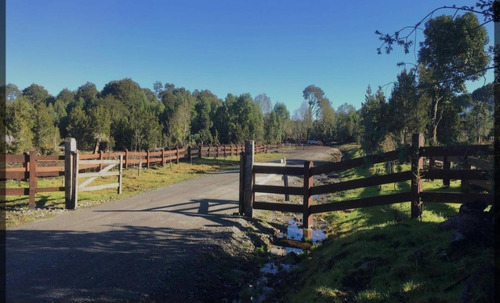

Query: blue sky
[[6, 0, 495, 113]]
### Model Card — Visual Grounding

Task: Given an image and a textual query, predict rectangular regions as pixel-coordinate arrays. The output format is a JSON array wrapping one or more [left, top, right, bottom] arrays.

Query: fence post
[[125, 149, 129, 169], [243, 140, 255, 217], [239, 152, 245, 215], [461, 156, 471, 193], [99, 150, 103, 172], [187, 146, 192, 162], [162, 148, 166, 167], [28, 149, 37, 209], [303, 161, 314, 229], [443, 156, 450, 187], [146, 150, 150, 169], [216, 145, 219, 158], [73, 151, 79, 208], [411, 133, 424, 218], [118, 154, 123, 194], [65, 138, 77, 210], [282, 158, 290, 201]]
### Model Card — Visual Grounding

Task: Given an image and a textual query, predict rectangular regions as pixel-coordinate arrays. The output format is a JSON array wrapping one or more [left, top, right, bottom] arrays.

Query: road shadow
[[6, 222, 256, 303]]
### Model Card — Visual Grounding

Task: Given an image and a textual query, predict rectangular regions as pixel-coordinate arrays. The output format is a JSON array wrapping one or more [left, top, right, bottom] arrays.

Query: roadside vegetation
[[266, 144, 492, 303], [1, 152, 285, 228]]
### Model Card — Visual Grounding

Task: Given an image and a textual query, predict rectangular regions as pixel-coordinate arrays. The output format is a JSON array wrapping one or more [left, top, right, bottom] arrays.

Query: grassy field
[[1, 152, 286, 228], [279, 144, 493, 303]]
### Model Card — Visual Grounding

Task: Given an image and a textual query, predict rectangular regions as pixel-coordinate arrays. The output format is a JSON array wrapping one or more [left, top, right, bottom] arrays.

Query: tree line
[[1, 9, 493, 155]]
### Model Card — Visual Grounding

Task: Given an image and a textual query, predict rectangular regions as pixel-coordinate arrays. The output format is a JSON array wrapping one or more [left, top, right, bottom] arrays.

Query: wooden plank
[[469, 180, 492, 191], [0, 187, 29, 195], [253, 201, 303, 213], [2, 171, 28, 180], [311, 150, 400, 176], [1, 154, 28, 162], [422, 169, 490, 180], [36, 187, 65, 193], [36, 155, 65, 161], [36, 166, 64, 172], [78, 159, 120, 165], [79, 171, 120, 178], [468, 157, 493, 170], [79, 163, 117, 188], [310, 192, 413, 214], [36, 171, 65, 177], [79, 183, 119, 192], [420, 192, 494, 204], [253, 165, 303, 175], [420, 145, 493, 157], [311, 171, 412, 195], [79, 153, 100, 160], [253, 184, 303, 195]]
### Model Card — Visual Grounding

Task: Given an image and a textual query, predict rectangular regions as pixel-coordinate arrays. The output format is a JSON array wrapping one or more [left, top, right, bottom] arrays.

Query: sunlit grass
[[284, 144, 491, 303]]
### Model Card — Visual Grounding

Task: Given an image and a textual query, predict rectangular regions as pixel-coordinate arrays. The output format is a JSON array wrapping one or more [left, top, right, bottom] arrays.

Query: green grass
[[280, 144, 493, 303], [1, 152, 285, 227]]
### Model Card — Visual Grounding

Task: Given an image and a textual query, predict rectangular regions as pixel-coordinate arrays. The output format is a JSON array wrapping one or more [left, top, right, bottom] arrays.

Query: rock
[[459, 263, 494, 303], [440, 200, 493, 247]]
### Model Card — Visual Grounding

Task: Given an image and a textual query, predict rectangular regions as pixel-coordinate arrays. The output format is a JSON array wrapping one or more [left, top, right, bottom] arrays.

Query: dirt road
[[6, 146, 335, 303]]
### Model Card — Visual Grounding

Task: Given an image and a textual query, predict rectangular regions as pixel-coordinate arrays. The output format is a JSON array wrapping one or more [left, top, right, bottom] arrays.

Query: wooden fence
[[240, 134, 494, 228], [0, 150, 66, 209], [1, 140, 282, 209]]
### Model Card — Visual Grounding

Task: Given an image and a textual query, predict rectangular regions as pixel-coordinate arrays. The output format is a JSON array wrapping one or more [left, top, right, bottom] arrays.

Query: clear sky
[[6, 0, 495, 113]]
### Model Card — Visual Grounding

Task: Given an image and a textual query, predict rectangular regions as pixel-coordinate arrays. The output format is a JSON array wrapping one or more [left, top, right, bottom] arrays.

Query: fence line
[[241, 134, 493, 228], [1, 141, 283, 209]]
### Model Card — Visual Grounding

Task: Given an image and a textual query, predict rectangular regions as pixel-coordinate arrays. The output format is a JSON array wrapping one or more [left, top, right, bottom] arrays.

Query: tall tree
[[360, 86, 388, 154], [418, 12, 490, 145], [388, 68, 430, 145]]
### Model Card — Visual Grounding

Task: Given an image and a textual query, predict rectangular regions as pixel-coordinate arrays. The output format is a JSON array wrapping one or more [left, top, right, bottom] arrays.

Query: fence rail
[[240, 135, 493, 228], [2, 141, 283, 209]]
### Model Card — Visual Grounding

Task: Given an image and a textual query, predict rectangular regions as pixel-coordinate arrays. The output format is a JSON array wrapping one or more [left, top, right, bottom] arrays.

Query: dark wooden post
[[125, 149, 129, 169], [187, 146, 192, 161], [216, 145, 220, 158], [461, 156, 471, 193], [146, 150, 150, 169], [411, 133, 424, 218], [207, 145, 211, 158], [239, 152, 245, 215], [443, 156, 450, 187], [429, 156, 435, 170], [65, 138, 76, 209], [199, 145, 203, 159], [176, 147, 180, 164], [99, 150, 104, 171], [243, 140, 255, 217], [28, 149, 37, 209], [282, 158, 290, 201], [303, 161, 314, 229], [162, 148, 166, 167]]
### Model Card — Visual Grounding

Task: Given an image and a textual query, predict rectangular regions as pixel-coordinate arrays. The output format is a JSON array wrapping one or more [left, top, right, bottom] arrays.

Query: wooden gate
[[73, 152, 123, 207]]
